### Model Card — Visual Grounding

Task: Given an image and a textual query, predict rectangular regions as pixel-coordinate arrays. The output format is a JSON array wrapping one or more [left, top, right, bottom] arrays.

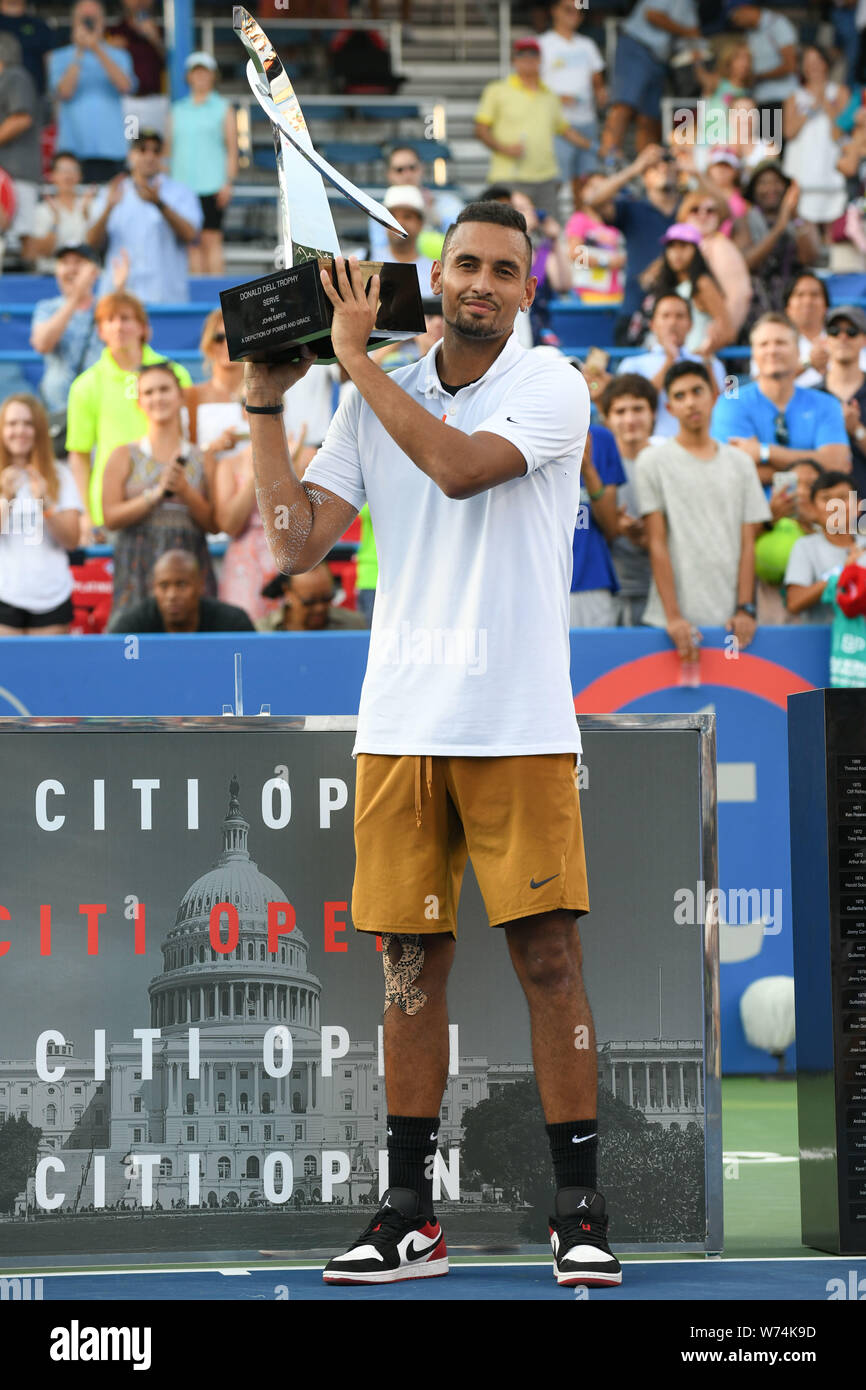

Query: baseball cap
[[826, 305, 866, 334], [661, 223, 703, 246], [513, 37, 541, 54], [56, 243, 102, 265], [185, 50, 218, 72], [383, 184, 425, 215], [708, 147, 741, 169]]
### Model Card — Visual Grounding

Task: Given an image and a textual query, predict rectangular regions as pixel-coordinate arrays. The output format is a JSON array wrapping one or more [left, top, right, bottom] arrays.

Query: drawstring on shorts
[[414, 755, 433, 828]]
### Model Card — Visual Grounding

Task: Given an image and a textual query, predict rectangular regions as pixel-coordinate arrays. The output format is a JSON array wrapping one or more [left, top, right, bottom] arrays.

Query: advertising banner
[[0, 716, 719, 1262]]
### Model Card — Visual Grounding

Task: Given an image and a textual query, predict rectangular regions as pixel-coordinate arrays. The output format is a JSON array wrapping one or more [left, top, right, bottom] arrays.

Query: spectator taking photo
[[48, 0, 135, 184]]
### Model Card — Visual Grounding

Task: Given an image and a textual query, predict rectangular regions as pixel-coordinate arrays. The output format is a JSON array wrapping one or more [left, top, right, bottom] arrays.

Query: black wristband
[[244, 402, 285, 415]]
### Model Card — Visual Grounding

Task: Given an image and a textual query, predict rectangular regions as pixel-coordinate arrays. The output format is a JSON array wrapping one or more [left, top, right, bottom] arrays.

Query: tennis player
[[245, 201, 621, 1289]]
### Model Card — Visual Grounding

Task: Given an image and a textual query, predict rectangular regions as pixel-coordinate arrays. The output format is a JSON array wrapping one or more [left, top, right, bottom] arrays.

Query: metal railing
[[197, 15, 405, 74], [229, 92, 450, 187]]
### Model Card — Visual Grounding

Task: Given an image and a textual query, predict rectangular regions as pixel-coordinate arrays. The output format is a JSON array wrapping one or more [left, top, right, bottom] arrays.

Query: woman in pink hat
[[647, 224, 733, 354], [676, 189, 751, 337]]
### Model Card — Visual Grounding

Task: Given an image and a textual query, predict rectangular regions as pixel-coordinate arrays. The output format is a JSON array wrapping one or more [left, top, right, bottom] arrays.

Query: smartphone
[[81, 15, 96, 30], [164, 455, 186, 499], [584, 347, 610, 374], [771, 471, 797, 498]]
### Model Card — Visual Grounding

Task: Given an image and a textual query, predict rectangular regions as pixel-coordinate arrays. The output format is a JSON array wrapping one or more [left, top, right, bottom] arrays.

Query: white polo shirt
[[303, 333, 589, 757]]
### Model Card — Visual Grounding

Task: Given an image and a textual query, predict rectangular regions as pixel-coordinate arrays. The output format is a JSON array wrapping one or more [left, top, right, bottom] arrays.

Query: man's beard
[[450, 306, 504, 339]]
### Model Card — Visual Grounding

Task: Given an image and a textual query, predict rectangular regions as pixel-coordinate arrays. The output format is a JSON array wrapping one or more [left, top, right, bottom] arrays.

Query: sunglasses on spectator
[[774, 412, 789, 446], [827, 323, 861, 338], [392, 163, 419, 173], [692, 203, 718, 215], [293, 591, 335, 606], [212, 332, 227, 343]]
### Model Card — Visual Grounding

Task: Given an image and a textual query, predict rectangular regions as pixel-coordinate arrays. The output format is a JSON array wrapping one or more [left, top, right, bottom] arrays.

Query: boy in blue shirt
[[570, 418, 626, 626]]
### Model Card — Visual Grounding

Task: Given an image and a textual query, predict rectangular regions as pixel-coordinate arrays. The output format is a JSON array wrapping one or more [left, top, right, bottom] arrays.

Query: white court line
[[6, 1254, 866, 1280]]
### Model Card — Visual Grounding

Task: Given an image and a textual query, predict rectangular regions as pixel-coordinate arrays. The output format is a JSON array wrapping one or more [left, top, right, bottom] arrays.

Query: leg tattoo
[[382, 933, 428, 1015]]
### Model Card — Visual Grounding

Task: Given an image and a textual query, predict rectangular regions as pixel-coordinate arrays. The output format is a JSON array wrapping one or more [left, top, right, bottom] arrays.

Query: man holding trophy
[[232, 8, 620, 1291]]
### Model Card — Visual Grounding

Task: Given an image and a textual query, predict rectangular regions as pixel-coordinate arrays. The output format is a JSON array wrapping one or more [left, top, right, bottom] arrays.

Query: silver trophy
[[220, 7, 425, 364]]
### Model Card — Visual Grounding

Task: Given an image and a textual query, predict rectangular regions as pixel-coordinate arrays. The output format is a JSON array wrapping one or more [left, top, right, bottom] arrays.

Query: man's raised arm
[[245, 354, 358, 574]]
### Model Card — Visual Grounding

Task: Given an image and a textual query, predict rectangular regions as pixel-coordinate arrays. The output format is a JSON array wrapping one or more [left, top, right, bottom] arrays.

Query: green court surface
[[722, 1074, 806, 1258]]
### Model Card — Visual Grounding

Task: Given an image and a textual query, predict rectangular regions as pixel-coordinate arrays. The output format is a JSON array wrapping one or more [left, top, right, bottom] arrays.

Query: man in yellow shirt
[[474, 37, 591, 216], [65, 289, 191, 534]]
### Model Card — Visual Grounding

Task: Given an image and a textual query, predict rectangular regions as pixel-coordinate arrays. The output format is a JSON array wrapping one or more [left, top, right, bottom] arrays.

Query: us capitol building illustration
[[2, 781, 704, 1213]]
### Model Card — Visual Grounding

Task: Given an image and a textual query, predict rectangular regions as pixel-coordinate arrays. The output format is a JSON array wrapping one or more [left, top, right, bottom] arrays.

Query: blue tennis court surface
[[15, 1257, 866, 1301]]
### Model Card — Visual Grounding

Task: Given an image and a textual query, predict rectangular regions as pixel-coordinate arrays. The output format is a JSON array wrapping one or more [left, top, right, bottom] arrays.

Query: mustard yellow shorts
[[351, 753, 589, 937]]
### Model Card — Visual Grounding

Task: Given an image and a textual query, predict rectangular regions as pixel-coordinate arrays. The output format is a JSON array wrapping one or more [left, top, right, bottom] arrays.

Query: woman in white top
[[0, 394, 83, 634], [182, 309, 247, 456], [187, 308, 310, 621], [26, 152, 96, 273], [782, 46, 849, 226], [781, 271, 832, 385]]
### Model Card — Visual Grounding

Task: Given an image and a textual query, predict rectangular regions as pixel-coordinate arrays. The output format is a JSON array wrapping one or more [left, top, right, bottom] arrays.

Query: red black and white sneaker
[[549, 1187, 622, 1287], [322, 1187, 448, 1285]]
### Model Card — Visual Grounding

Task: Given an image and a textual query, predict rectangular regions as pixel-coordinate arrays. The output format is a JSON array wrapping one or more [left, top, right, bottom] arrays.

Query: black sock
[[546, 1119, 598, 1191], [386, 1114, 440, 1219]]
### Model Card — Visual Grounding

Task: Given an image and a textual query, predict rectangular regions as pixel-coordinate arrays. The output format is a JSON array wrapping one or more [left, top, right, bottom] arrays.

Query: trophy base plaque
[[220, 259, 426, 365]]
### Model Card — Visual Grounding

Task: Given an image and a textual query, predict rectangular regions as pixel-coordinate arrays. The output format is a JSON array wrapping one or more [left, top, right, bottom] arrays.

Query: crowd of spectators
[[1, 2, 866, 684]]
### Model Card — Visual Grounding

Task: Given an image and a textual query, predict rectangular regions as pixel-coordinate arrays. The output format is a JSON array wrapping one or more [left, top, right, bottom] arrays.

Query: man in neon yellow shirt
[[65, 289, 191, 533], [474, 37, 591, 216]]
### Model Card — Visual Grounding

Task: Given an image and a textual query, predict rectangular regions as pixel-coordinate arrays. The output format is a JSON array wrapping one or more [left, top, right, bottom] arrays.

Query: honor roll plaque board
[[0, 715, 721, 1265], [789, 689, 866, 1254]]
